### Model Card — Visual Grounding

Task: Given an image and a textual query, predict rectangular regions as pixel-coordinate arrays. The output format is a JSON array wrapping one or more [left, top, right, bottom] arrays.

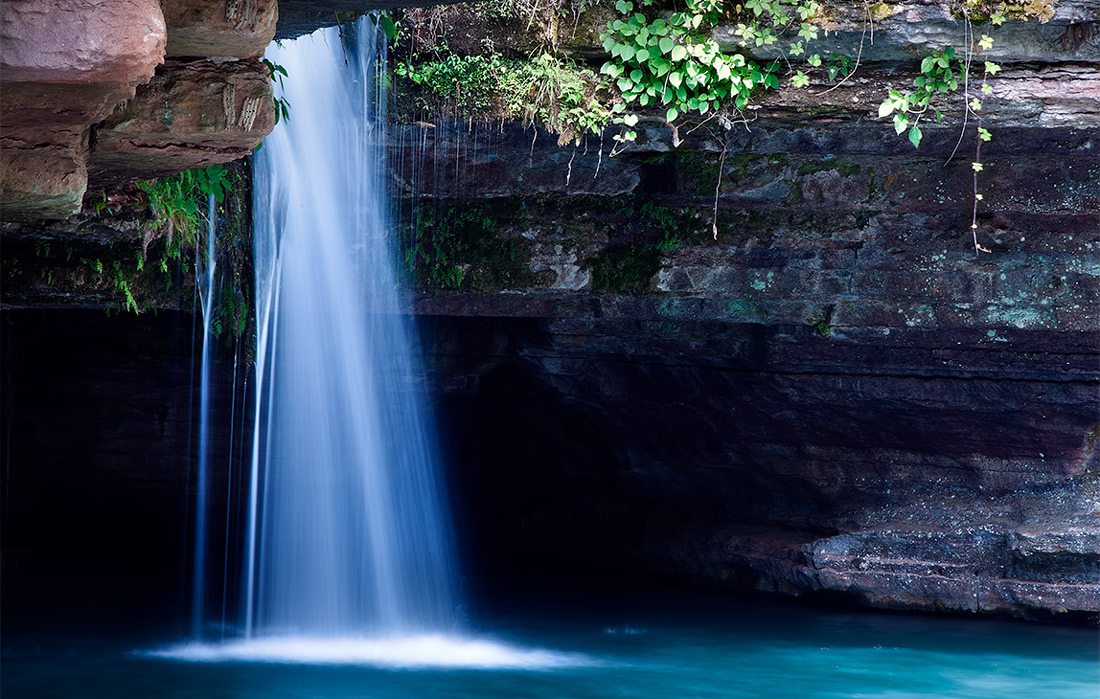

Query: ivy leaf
[[791, 71, 810, 88], [807, 53, 822, 67], [978, 34, 994, 51], [623, 113, 639, 126], [972, 162, 984, 172], [969, 98, 982, 112], [984, 61, 1001, 75], [666, 106, 679, 122], [659, 37, 675, 54], [615, 0, 634, 13], [908, 125, 922, 148], [978, 127, 992, 142], [893, 113, 909, 134], [671, 45, 688, 62]]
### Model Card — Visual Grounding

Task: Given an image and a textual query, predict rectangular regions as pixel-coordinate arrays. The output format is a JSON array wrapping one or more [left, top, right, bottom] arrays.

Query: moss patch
[[589, 244, 662, 292]]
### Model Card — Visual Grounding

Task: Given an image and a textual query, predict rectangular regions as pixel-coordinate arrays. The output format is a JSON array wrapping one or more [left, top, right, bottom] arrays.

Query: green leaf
[[615, 0, 634, 14], [878, 100, 895, 118], [978, 127, 992, 142], [893, 113, 909, 135], [671, 45, 687, 62], [659, 37, 675, 54], [921, 56, 935, 74], [666, 107, 679, 122], [908, 125, 922, 148]]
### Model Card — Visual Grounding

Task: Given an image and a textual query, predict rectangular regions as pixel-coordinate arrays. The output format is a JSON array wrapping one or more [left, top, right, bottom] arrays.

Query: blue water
[[4, 591, 1096, 698]]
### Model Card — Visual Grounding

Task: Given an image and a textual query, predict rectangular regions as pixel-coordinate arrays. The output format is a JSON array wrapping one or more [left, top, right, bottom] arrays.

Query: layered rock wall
[[1, 0, 277, 220], [389, 2, 1100, 621]]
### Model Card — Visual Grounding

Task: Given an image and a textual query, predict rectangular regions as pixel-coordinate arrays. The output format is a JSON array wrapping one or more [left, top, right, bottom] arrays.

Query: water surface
[[6, 591, 1096, 698]]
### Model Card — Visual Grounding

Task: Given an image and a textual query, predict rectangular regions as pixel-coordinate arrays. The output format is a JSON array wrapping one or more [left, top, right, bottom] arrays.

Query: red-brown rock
[[162, 0, 279, 59], [90, 59, 275, 181], [0, 0, 167, 219]]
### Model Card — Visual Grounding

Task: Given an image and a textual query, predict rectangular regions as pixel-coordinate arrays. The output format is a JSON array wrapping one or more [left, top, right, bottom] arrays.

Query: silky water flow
[[154, 19, 590, 669]]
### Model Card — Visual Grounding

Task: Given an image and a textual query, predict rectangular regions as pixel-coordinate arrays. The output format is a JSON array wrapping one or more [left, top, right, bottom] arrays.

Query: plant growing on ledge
[[599, 0, 831, 147]]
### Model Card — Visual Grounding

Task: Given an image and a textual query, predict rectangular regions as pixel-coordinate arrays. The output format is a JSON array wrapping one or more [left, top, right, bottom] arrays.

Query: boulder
[[0, 0, 167, 219], [162, 0, 279, 59], [90, 59, 275, 181]]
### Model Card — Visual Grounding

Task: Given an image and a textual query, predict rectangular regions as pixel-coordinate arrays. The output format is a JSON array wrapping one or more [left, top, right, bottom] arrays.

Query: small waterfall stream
[[192, 193, 219, 638], [163, 18, 583, 668], [245, 20, 459, 637]]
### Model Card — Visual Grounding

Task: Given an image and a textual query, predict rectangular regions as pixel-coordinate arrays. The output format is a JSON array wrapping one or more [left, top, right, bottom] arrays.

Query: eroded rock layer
[[396, 109, 1099, 622]]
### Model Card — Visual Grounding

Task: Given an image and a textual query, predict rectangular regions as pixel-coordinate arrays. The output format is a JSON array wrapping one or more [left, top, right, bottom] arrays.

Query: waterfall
[[192, 193, 219, 638], [244, 19, 459, 636]]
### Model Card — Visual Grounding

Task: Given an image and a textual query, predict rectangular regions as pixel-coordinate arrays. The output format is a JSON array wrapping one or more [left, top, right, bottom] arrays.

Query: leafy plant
[[878, 47, 963, 148], [396, 50, 610, 144], [600, 0, 779, 141], [262, 58, 291, 124]]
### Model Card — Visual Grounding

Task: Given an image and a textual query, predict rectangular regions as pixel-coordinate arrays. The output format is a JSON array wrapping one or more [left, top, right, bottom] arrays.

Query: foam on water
[[145, 635, 597, 670]]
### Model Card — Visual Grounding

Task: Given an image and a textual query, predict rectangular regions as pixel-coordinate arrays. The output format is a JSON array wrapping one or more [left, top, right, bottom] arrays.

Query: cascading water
[[158, 18, 585, 669], [244, 20, 459, 637], [192, 193, 219, 638]]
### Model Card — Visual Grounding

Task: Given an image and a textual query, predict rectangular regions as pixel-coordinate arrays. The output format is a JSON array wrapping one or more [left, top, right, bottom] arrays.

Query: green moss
[[725, 298, 768, 322], [678, 151, 722, 194], [1085, 423, 1100, 452], [589, 244, 661, 292], [797, 158, 861, 177], [402, 202, 533, 291]]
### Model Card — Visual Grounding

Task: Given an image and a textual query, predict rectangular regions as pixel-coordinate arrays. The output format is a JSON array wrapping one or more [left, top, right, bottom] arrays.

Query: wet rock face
[[419, 308, 1099, 623], [275, 0, 467, 39], [395, 107, 1097, 621]]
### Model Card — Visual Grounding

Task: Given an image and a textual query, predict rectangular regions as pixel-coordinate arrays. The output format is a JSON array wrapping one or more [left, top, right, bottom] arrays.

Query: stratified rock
[[90, 59, 275, 181], [391, 117, 1099, 624], [0, 146, 87, 221], [276, 0, 467, 39], [0, 0, 167, 219], [162, 0, 279, 58]]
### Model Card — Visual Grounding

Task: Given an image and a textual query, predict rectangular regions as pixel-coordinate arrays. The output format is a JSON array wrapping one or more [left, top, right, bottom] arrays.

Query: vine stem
[[712, 140, 727, 240], [946, 12, 974, 166], [817, 2, 872, 96], [971, 133, 984, 256]]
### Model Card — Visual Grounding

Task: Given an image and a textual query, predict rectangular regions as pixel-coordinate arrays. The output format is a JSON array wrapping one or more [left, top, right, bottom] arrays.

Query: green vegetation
[[401, 203, 532, 291], [137, 165, 231, 265], [262, 58, 292, 124], [393, 0, 1051, 249], [396, 50, 610, 145]]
